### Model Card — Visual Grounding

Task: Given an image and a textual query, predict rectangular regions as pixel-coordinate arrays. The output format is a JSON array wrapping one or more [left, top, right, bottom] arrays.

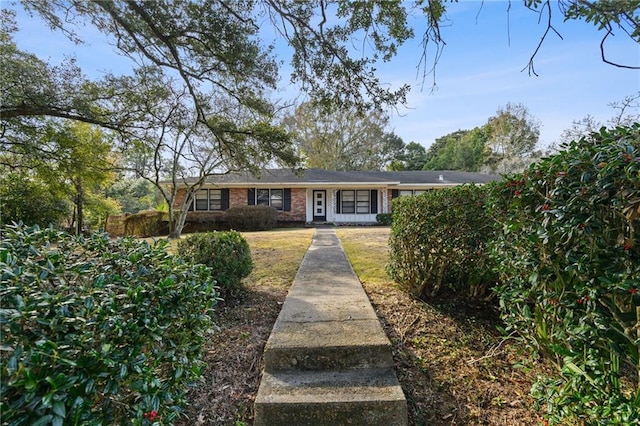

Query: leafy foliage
[[375, 213, 393, 226], [281, 102, 391, 171], [177, 231, 253, 294], [225, 206, 278, 232], [423, 128, 489, 172], [482, 102, 541, 174], [105, 178, 162, 214], [488, 124, 640, 424], [0, 170, 71, 227], [0, 224, 218, 425], [388, 185, 496, 299], [395, 142, 428, 171]]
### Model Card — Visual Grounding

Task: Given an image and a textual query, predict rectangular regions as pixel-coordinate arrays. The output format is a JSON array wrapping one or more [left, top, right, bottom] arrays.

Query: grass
[[177, 226, 551, 425], [242, 228, 315, 288]]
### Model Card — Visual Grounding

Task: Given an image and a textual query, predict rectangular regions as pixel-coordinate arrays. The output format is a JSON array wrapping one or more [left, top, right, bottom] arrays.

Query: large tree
[[3, 1, 638, 132], [0, 121, 118, 232], [281, 102, 391, 171], [398, 142, 429, 171], [122, 73, 296, 238], [422, 127, 489, 172], [483, 103, 541, 174], [2, 1, 638, 236]]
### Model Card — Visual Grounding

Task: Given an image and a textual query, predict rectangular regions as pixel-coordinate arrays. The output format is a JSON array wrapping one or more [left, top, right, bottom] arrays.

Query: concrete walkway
[[254, 228, 407, 425]]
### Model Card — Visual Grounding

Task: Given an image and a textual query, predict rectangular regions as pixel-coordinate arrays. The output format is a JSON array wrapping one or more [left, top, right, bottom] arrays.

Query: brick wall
[[176, 187, 308, 224], [277, 188, 306, 222], [229, 188, 246, 208]]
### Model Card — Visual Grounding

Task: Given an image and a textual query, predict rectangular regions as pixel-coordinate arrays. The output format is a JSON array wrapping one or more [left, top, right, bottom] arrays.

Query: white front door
[[313, 190, 326, 221]]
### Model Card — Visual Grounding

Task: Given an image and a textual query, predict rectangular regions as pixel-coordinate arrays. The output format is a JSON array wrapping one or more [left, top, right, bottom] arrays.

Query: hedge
[[387, 185, 496, 299], [225, 205, 277, 231], [1, 225, 218, 425], [489, 125, 640, 425]]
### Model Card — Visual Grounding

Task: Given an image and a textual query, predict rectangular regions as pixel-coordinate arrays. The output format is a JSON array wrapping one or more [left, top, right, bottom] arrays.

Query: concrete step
[[263, 293, 394, 371], [264, 319, 394, 371], [254, 368, 407, 426]]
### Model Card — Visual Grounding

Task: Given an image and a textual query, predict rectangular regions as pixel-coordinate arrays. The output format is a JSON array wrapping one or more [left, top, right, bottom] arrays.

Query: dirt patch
[[364, 283, 551, 425], [177, 286, 286, 425]]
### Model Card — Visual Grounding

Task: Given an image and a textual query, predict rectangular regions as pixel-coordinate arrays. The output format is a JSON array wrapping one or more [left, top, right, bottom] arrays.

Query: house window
[[342, 190, 355, 214], [356, 190, 370, 213], [254, 189, 285, 210], [339, 190, 375, 214], [398, 189, 428, 197], [192, 189, 224, 211]]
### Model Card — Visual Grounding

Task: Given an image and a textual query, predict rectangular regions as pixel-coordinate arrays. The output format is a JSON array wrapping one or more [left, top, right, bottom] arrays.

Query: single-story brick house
[[171, 168, 500, 226]]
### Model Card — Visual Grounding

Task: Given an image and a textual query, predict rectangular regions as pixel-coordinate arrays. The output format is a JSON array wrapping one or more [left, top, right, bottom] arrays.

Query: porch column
[[331, 189, 337, 217], [382, 187, 389, 213]]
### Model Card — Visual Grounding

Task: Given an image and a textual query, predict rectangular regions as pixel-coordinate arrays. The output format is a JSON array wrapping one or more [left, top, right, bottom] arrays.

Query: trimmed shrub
[[225, 205, 277, 231], [123, 210, 167, 237], [489, 125, 640, 425], [387, 185, 496, 299], [375, 213, 393, 225], [0, 224, 218, 425], [177, 231, 253, 293]]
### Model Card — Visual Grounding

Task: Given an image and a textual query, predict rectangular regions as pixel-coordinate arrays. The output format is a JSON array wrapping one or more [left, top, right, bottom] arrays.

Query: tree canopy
[[3, 0, 639, 136], [282, 102, 397, 171]]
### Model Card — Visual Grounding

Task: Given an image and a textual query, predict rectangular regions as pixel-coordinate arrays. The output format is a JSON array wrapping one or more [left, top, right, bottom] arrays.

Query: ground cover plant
[[0, 224, 218, 425]]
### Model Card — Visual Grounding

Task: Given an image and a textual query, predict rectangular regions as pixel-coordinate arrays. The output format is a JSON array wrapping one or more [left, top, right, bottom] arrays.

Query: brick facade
[[175, 187, 308, 224], [276, 188, 306, 222]]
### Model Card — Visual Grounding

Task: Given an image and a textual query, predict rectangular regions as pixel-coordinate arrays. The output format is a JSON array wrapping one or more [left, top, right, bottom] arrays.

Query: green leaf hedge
[[1, 225, 218, 425]]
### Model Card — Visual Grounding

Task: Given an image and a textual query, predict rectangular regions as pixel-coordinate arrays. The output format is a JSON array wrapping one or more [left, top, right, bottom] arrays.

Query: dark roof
[[176, 168, 500, 185]]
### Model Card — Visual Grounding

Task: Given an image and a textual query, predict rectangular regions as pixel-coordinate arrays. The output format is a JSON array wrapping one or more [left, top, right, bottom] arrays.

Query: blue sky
[[10, 1, 640, 151]]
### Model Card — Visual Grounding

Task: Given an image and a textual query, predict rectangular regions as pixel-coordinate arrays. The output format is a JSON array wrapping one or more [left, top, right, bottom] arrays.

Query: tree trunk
[[75, 179, 84, 236], [168, 192, 194, 239]]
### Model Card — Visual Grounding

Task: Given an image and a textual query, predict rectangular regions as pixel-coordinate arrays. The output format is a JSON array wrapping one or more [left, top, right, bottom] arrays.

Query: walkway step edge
[[255, 369, 407, 426]]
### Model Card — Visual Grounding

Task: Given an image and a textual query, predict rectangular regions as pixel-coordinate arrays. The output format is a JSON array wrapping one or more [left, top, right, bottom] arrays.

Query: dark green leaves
[[0, 224, 218, 424]]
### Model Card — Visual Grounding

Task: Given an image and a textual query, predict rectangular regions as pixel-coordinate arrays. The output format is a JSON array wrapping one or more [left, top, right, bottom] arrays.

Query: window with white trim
[[340, 190, 373, 214], [255, 188, 284, 210]]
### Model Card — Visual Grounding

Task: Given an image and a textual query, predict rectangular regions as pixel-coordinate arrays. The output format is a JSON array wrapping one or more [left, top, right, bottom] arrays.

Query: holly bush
[[1, 225, 218, 425], [388, 185, 496, 299], [177, 230, 253, 294], [489, 125, 640, 425]]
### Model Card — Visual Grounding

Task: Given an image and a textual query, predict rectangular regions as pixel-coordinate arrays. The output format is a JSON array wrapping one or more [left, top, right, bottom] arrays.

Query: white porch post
[[331, 189, 337, 219], [382, 187, 389, 213]]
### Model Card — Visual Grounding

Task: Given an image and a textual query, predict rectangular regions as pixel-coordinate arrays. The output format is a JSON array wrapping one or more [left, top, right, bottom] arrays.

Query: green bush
[[387, 185, 496, 299], [375, 213, 393, 225], [0, 224, 218, 425], [489, 125, 640, 425], [177, 231, 253, 294], [225, 205, 277, 231]]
